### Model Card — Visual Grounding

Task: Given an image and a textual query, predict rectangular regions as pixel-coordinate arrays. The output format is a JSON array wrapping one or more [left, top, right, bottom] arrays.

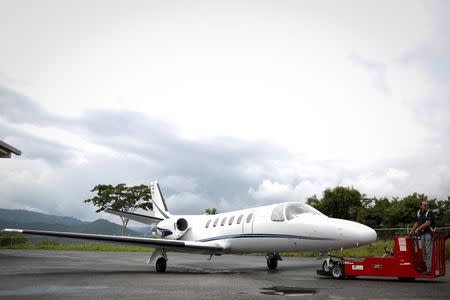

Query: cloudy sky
[[1, 0, 449, 222]]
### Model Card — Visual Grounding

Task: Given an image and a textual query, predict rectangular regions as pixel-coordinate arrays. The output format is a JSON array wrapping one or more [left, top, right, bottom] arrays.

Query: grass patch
[[0, 232, 152, 252], [28, 241, 152, 252], [329, 240, 395, 258], [1, 241, 152, 252]]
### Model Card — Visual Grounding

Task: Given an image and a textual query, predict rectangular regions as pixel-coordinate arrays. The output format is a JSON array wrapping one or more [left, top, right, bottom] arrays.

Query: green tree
[[307, 186, 362, 220], [308, 188, 450, 238], [384, 193, 431, 228], [361, 197, 391, 228], [204, 208, 218, 215], [435, 196, 450, 227], [306, 195, 321, 210], [84, 184, 153, 235]]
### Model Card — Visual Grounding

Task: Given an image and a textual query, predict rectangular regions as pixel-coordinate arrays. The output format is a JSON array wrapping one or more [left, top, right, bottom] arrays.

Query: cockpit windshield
[[285, 203, 324, 220]]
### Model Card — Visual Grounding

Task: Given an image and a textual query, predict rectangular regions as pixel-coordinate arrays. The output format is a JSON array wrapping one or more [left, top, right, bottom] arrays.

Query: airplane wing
[[1, 229, 224, 254], [104, 209, 163, 225]]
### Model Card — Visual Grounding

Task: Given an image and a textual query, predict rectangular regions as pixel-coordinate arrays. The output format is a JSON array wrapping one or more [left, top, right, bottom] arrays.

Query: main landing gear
[[266, 253, 282, 270], [156, 257, 167, 272], [148, 250, 168, 272]]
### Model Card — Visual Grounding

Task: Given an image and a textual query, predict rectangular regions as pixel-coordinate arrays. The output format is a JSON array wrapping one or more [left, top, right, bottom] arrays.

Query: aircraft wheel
[[331, 264, 344, 279], [267, 257, 278, 270], [156, 257, 167, 272], [322, 261, 331, 273]]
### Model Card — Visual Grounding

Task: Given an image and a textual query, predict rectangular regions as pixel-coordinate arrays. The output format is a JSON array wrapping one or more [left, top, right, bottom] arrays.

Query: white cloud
[[160, 175, 198, 193], [386, 168, 410, 181], [0, 1, 449, 222], [341, 168, 412, 198], [293, 180, 327, 199], [248, 179, 327, 203], [166, 192, 214, 215], [0, 1, 438, 164], [248, 180, 292, 200]]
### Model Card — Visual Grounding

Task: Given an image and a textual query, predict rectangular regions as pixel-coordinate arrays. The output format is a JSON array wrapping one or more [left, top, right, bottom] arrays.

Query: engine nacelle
[[176, 218, 188, 231], [156, 217, 189, 239]]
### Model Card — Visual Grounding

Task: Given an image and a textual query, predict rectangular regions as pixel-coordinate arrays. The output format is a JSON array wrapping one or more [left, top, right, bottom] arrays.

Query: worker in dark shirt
[[410, 201, 435, 274]]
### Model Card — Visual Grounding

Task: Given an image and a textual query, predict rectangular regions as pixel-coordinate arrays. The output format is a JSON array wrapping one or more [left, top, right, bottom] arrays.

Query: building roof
[[0, 140, 21, 158]]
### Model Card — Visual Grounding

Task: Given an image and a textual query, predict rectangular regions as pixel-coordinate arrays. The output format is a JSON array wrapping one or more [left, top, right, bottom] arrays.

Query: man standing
[[410, 201, 435, 274]]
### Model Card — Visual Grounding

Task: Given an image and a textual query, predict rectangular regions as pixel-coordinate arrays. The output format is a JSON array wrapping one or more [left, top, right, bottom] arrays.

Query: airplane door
[[242, 210, 255, 234]]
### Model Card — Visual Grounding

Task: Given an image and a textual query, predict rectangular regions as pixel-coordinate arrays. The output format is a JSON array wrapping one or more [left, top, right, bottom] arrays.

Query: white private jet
[[2, 181, 376, 272]]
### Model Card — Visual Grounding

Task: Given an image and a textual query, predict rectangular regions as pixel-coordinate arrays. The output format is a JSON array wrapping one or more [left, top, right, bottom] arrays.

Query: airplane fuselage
[[156, 202, 377, 254]]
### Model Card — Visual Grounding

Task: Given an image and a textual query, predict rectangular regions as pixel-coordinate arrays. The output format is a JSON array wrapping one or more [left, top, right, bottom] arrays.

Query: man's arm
[[410, 222, 419, 235], [415, 220, 431, 234]]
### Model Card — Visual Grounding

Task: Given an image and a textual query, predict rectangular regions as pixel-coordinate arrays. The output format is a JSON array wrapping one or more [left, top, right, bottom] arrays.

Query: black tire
[[156, 257, 167, 273], [331, 264, 344, 279], [322, 261, 331, 273], [267, 257, 278, 270]]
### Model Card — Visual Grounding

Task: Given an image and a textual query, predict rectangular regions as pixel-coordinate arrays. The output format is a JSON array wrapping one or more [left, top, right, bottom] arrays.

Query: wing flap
[[1, 229, 223, 254], [104, 209, 163, 225]]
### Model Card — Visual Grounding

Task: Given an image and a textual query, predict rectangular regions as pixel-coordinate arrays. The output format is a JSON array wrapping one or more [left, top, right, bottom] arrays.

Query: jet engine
[[156, 217, 190, 239], [176, 218, 188, 232]]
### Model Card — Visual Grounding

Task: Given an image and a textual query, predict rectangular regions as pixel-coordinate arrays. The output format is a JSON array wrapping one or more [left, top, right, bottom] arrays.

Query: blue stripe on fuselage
[[197, 233, 336, 243]]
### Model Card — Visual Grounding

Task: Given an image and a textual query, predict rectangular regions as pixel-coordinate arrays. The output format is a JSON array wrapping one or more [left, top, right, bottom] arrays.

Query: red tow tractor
[[318, 232, 446, 281]]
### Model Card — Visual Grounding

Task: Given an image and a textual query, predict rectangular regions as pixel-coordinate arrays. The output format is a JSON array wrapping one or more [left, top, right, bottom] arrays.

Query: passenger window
[[213, 218, 219, 227], [205, 219, 211, 228], [221, 217, 227, 226], [271, 204, 285, 222], [237, 214, 244, 224], [246, 213, 253, 223], [228, 216, 235, 225]]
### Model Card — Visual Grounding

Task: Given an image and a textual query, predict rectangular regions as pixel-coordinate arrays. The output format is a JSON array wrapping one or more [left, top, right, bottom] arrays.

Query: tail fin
[[150, 181, 171, 219]]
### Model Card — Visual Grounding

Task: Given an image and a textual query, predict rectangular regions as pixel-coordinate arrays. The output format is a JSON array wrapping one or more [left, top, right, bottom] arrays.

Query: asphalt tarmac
[[0, 249, 449, 299]]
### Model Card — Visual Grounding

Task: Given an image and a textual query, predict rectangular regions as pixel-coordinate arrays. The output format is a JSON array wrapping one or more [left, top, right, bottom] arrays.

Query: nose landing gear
[[318, 255, 345, 279]]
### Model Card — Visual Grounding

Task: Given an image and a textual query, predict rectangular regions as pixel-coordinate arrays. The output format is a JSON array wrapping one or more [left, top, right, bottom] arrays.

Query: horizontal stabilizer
[[104, 209, 163, 225], [1, 228, 224, 254]]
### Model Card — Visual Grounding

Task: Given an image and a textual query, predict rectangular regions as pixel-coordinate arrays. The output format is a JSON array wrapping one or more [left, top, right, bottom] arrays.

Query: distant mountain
[[129, 225, 152, 237], [0, 209, 83, 226], [0, 208, 142, 236]]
